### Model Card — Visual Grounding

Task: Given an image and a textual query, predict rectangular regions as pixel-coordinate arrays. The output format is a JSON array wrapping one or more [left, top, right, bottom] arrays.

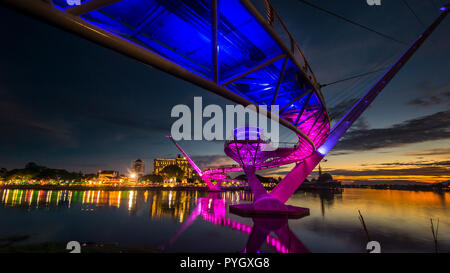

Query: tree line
[[0, 162, 190, 183], [1, 162, 95, 182]]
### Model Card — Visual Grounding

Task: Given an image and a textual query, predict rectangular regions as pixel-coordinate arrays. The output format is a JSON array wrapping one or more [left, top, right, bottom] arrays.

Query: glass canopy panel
[[295, 93, 326, 136], [226, 58, 314, 108], [227, 57, 286, 105], [272, 59, 313, 110], [79, 0, 214, 79], [217, 0, 283, 81], [50, 0, 329, 143], [279, 90, 328, 143]]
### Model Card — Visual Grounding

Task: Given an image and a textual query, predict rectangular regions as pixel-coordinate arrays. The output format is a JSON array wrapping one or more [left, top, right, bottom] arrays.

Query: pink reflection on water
[[197, 197, 291, 253]]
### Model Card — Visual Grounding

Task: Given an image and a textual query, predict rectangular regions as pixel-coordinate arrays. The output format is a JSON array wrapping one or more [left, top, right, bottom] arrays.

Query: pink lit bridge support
[[168, 136, 221, 191]]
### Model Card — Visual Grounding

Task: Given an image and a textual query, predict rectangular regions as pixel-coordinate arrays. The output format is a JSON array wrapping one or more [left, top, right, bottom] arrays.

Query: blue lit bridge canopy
[[49, 0, 330, 149]]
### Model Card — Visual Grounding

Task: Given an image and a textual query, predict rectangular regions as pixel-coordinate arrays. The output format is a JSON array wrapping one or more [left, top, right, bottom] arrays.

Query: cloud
[[259, 164, 295, 177], [191, 155, 235, 170], [350, 116, 370, 131], [369, 160, 450, 167], [0, 100, 77, 147], [404, 148, 450, 156], [407, 81, 450, 107], [334, 110, 450, 151], [330, 166, 448, 177], [350, 180, 430, 185], [329, 160, 449, 177], [328, 151, 352, 156], [327, 98, 359, 121], [90, 113, 172, 133]]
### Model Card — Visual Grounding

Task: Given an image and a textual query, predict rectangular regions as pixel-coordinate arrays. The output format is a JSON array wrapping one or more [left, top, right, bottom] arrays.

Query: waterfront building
[[153, 154, 195, 180], [132, 159, 145, 177], [97, 170, 119, 184], [302, 166, 342, 189]]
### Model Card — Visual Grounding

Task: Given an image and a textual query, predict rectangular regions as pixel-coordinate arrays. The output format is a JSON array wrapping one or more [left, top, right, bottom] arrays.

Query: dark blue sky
[[0, 0, 448, 178]]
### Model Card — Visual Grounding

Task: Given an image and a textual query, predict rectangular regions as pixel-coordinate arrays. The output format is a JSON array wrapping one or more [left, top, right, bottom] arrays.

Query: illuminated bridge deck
[[47, 0, 330, 165]]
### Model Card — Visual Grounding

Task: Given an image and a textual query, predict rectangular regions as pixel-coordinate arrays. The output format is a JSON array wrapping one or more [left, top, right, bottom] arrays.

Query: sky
[[0, 0, 448, 183]]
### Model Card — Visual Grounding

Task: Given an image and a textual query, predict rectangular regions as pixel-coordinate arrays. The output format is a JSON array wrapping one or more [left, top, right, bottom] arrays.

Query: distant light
[[441, 7, 447, 11], [130, 173, 136, 178]]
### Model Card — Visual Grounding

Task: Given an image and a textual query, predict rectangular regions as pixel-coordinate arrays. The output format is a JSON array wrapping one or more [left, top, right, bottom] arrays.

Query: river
[[0, 188, 448, 253]]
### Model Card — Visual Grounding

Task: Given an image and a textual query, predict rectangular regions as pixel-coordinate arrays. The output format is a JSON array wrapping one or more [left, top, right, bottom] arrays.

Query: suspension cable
[[429, 0, 440, 13], [325, 49, 401, 121], [320, 67, 390, 88], [401, 0, 427, 28], [296, 0, 408, 45]]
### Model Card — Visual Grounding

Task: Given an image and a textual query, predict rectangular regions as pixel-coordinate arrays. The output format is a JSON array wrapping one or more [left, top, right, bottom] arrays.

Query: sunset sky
[[0, 0, 448, 184]]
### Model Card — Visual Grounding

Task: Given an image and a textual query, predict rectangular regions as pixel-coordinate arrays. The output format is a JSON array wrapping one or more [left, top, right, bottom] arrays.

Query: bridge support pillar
[[229, 166, 309, 218]]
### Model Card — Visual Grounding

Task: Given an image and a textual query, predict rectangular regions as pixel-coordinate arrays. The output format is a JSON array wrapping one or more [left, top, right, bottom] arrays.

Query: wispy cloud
[[90, 112, 172, 133], [365, 160, 450, 167], [0, 100, 77, 147], [334, 110, 450, 151], [330, 167, 448, 177], [329, 160, 449, 177], [191, 155, 235, 170], [404, 148, 450, 157], [407, 81, 450, 107], [328, 98, 359, 121]]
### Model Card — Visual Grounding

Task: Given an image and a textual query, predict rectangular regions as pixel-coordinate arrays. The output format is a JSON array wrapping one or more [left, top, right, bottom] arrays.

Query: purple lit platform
[[229, 203, 309, 219]]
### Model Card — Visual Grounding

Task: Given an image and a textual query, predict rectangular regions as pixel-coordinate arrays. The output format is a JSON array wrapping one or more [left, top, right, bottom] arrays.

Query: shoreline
[[0, 184, 447, 193], [0, 184, 249, 192]]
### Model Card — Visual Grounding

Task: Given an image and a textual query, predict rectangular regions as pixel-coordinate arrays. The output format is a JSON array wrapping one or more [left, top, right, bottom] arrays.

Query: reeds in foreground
[[430, 218, 439, 253], [358, 210, 371, 242]]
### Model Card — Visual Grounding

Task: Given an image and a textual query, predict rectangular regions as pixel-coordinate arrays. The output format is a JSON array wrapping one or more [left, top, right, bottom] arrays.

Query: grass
[[0, 234, 159, 253], [430, 218, 440, 253], [358, 210, 371, 242]]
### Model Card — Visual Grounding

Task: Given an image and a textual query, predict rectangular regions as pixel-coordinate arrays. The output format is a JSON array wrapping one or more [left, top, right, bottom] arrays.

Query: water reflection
[[0, 188, 252, 223], [306, 188, 343, 217], [0, 189, 305, 253], [0, 188, 449, 252], [161, 192, 307, 253], [1, 189, 74, 208], [245, 218, 309, 253]]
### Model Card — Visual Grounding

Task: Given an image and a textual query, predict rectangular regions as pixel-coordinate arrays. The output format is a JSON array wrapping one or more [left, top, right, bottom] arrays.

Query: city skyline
[[0, 0, 449, 184]]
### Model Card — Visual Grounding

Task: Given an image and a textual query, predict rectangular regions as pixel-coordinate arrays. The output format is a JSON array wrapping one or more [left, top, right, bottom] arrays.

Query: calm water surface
[[0, 188, 448, 253]]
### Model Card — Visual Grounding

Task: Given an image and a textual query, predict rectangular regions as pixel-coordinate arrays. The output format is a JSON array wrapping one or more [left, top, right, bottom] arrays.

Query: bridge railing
[[249, 0, 319, 88]]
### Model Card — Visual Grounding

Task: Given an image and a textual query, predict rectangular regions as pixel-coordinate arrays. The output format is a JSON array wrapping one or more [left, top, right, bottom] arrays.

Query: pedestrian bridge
[[3, 0, 448, 208]]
